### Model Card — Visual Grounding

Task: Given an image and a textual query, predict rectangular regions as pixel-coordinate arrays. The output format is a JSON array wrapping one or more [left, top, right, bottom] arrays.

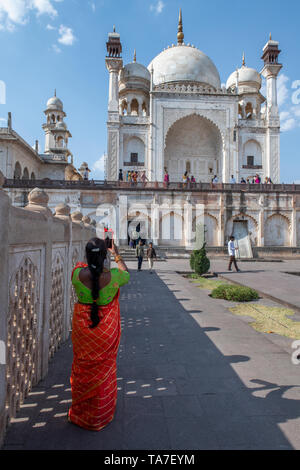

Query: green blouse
[[72, 267, 130, 306]]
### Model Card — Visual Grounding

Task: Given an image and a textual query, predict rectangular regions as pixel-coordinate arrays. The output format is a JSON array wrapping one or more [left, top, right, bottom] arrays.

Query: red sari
[[68, 263, 121, 431]]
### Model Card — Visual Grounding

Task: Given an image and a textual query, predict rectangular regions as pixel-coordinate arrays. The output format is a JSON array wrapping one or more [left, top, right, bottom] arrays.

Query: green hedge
[[211, 284, 259, 302]]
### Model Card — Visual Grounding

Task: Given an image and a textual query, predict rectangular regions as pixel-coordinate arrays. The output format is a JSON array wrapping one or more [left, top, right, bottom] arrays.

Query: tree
[[192, 242, 210, 276]]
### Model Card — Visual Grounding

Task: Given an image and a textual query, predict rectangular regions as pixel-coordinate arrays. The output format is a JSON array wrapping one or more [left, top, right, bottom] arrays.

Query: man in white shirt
[[230, 175, 236, 184], [228, 236, 241, 272]]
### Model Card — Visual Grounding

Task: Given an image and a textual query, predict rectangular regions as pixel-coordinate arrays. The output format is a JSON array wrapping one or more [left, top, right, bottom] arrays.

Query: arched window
[[31, 172, 36, 180], [51, 114, 56, 124], [245, 102, 253, 118], [130, 99, 139, 116], [22, 167, 29, 180], [57, 136, 64, 148], [142, 102, 147, 116], [243, 140, 262, 167], [14, 162, 22, 179], [121, 100, 128, 116]]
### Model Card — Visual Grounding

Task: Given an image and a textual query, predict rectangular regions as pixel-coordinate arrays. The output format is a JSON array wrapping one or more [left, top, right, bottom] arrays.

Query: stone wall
[[0, 175, 95, 447]]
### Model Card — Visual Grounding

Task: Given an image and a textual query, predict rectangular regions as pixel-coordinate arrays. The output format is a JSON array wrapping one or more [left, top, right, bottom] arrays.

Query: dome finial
[[133, 49, 136, 63], [54, 88, 56, 97], [242, 51, 245, 66], [113, 25, 116, 33], [177, 8, 184, 45], [269, 32, 272, 40]]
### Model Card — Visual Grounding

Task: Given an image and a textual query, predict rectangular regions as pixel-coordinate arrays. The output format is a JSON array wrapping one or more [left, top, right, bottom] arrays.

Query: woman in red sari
[[68, 238, 130, 431]]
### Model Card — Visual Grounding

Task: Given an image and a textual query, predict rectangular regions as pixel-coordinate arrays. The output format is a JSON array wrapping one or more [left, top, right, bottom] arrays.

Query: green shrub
[[190, 250, 201, 271], [211, 285, 259, 302], [190, 243, 210, 276]]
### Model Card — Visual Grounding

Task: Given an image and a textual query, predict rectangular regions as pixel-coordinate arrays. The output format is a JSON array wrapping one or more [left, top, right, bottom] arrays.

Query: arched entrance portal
[[164, 114, 223, 182]]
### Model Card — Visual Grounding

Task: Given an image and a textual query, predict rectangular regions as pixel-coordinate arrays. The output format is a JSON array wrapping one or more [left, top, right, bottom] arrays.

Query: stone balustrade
[[0, 174, 96, 446]]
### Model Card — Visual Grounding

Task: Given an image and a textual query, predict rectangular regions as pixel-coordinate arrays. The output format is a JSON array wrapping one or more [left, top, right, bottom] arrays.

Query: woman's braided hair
[[85, 238, 107, 329]]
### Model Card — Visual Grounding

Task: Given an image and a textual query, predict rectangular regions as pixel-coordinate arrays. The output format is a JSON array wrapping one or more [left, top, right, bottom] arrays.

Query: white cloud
[[58, 24, 76, 45], [0, 0, 61, 30], [277, 73, 289, 107], [276, 73, 300, 132], [150, 0, 165, 14], [93, 154, 106, 178], [281, 118, 297, 132]]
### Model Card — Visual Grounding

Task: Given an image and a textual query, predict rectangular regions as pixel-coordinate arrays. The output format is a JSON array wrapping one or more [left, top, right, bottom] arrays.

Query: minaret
[[105, 27, 123, 114], [261, 34, 282, 120], [261, 35, 282, 183], [42, 91, 72, 163], [105, 27, 123, 180]]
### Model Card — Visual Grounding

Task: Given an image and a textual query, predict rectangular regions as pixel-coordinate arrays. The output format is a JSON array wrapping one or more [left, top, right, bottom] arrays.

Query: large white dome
[[148, 45, 221, 90]]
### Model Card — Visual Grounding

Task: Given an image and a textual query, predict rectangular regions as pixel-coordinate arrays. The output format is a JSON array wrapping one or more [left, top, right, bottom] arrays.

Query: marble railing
[[4, 178, 300, 193], [0, 176, 96, 446]]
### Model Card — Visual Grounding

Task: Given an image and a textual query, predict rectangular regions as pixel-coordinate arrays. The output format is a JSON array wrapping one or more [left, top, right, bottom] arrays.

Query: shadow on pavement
[[2, 269, 300, 450]]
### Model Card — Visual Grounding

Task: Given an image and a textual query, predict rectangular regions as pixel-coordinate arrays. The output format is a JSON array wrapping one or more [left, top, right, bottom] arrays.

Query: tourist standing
[[141, 170, 148, 186], [164, 169, 170, 188], [136, 239, 145, 271], [230, 175, 236, 184], [69, 238, 130, 431], [228, 236, 241, 272], [147, 242, 157, 273], [118, 169, 123, 182]]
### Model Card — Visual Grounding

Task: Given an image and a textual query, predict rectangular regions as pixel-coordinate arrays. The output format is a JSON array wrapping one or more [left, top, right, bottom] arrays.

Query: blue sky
[[0, 0, 299, 182]]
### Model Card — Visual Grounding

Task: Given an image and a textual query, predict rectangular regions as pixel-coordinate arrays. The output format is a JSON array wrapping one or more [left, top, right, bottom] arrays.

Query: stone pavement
[[2, 259, 300, 450]]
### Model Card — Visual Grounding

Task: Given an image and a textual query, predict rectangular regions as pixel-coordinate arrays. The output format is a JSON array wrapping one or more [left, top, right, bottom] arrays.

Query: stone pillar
[[291, 196, 297, 247], [258, 195, 265, 247], [24, 188, 53, 218], [0, 171, 9, 447], [71, 210, 84, 227], [54, 203, 72, 341], [218, 193, 225, 246], [24, 188, 53, 379]]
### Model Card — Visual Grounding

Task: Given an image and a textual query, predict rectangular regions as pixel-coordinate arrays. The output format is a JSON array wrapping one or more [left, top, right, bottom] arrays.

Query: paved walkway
[[2, 260, 300, 450]]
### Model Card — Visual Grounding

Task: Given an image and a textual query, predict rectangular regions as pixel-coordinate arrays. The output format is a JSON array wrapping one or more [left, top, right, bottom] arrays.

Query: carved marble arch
[[231, 212, 259, 228], [192, 212, 219, 246], [265, 212, 291, 231], [265, 213, 291, 247], [164, 113, 225, 182], [164, 111, 226, 150], [225, 212, 259, 245]]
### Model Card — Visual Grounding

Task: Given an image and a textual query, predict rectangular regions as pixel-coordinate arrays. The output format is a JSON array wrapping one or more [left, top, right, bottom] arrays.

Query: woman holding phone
[[68, 237, 129, 431]]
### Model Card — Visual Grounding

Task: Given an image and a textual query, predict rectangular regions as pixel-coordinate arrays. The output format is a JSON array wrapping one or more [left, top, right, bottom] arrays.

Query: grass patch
[[211, 285, 259, 302], [229, 304, 300, 339], [187, 274, 230, 291]]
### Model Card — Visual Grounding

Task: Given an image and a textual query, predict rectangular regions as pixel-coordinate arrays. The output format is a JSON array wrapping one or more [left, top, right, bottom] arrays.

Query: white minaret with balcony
[[42, 91, 73, 163], [105, 28, 123, 180], [261, 35, 282, 183]]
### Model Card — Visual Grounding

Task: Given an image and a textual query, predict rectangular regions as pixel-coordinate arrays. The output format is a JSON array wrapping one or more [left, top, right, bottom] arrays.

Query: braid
[[85, 238, 107, 329]]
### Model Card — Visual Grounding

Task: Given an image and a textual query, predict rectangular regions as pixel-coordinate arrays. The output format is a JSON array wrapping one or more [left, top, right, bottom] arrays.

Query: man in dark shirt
[[147, 242, 157, 273]]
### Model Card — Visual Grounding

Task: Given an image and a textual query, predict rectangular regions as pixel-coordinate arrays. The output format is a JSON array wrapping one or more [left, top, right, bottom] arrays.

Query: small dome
[[47, 95, 63, 111], [226, 65, 262, 91], [120, 62, 151, 83], [148, 45, 221, 90], [55, 121, 67, 130]]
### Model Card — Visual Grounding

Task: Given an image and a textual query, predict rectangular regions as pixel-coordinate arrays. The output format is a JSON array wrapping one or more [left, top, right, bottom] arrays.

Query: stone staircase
[[119, 247, 166, 261]]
